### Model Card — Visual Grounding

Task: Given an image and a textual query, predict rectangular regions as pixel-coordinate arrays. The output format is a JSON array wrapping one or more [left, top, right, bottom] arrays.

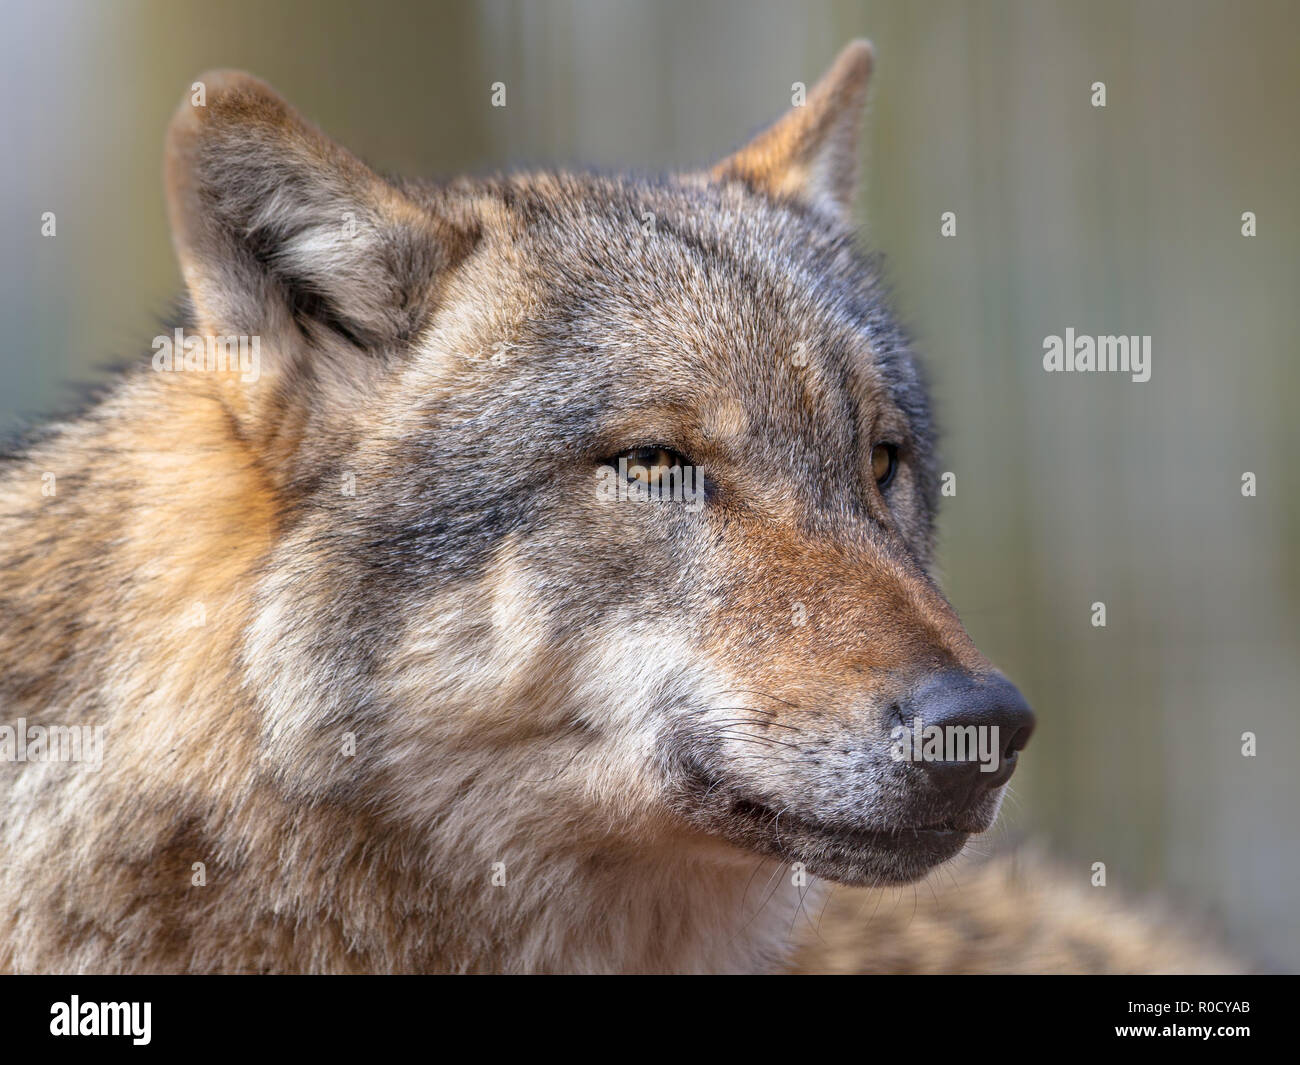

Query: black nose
[[899, 671, 1035, 795]]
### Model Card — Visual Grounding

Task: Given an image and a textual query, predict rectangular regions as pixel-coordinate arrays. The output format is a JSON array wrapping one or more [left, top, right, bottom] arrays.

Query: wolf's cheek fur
[[248, 521, 708, 846]]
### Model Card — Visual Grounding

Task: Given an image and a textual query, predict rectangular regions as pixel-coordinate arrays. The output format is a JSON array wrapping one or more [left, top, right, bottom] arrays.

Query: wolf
[[0, 42, 1232, 974]]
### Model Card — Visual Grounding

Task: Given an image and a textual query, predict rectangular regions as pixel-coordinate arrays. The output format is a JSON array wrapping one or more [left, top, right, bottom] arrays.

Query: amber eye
[[615, 446, 687, 487], [870, 443, 899, 489]]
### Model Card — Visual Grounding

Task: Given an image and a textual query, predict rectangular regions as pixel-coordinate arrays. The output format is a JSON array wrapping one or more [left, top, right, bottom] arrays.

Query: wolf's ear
[[165, 70, 469, 356], [710, 40, 873, 219]]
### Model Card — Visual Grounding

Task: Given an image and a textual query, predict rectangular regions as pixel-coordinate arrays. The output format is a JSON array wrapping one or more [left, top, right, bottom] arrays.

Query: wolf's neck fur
[[0, 377, 809, 973]]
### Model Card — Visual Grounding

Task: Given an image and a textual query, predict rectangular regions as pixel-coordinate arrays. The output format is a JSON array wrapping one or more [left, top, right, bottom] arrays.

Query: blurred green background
[[2, 0, 1297, 968]]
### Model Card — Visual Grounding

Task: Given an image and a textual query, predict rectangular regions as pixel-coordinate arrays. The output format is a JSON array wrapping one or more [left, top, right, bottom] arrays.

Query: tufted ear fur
[[165, 70, 474, 365], [711, 40, 874, 220]]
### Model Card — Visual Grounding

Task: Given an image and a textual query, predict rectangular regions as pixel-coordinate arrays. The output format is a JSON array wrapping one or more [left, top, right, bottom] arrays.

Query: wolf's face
[[167, 42, 1032, 889]]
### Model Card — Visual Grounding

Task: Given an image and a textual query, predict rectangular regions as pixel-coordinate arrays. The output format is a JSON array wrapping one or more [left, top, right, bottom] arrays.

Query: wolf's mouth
[[678, 776, 975, 886], [726, 796, 971, 877], [732, 797, 966, 838]]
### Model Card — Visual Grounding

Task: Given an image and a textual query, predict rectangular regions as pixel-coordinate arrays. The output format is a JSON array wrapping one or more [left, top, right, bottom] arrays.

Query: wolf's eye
[[870, 443, 899, 490], [614, 446, 687, 487]]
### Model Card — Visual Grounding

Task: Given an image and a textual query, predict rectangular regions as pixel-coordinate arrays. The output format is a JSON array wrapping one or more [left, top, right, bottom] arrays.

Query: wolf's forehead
[[417, 174, 918, 460], [520, 175, 873, 323], [502, 177, 883, 352], [537, 185, 898, 439]]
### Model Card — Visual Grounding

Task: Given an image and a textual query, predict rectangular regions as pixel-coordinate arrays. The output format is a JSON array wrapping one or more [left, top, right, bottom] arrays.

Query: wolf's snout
[[903, 670, 1035, 793]]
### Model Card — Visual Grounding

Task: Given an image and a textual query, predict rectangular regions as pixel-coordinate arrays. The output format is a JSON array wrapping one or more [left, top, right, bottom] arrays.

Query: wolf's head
[[165, 41, 1032, 888]]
